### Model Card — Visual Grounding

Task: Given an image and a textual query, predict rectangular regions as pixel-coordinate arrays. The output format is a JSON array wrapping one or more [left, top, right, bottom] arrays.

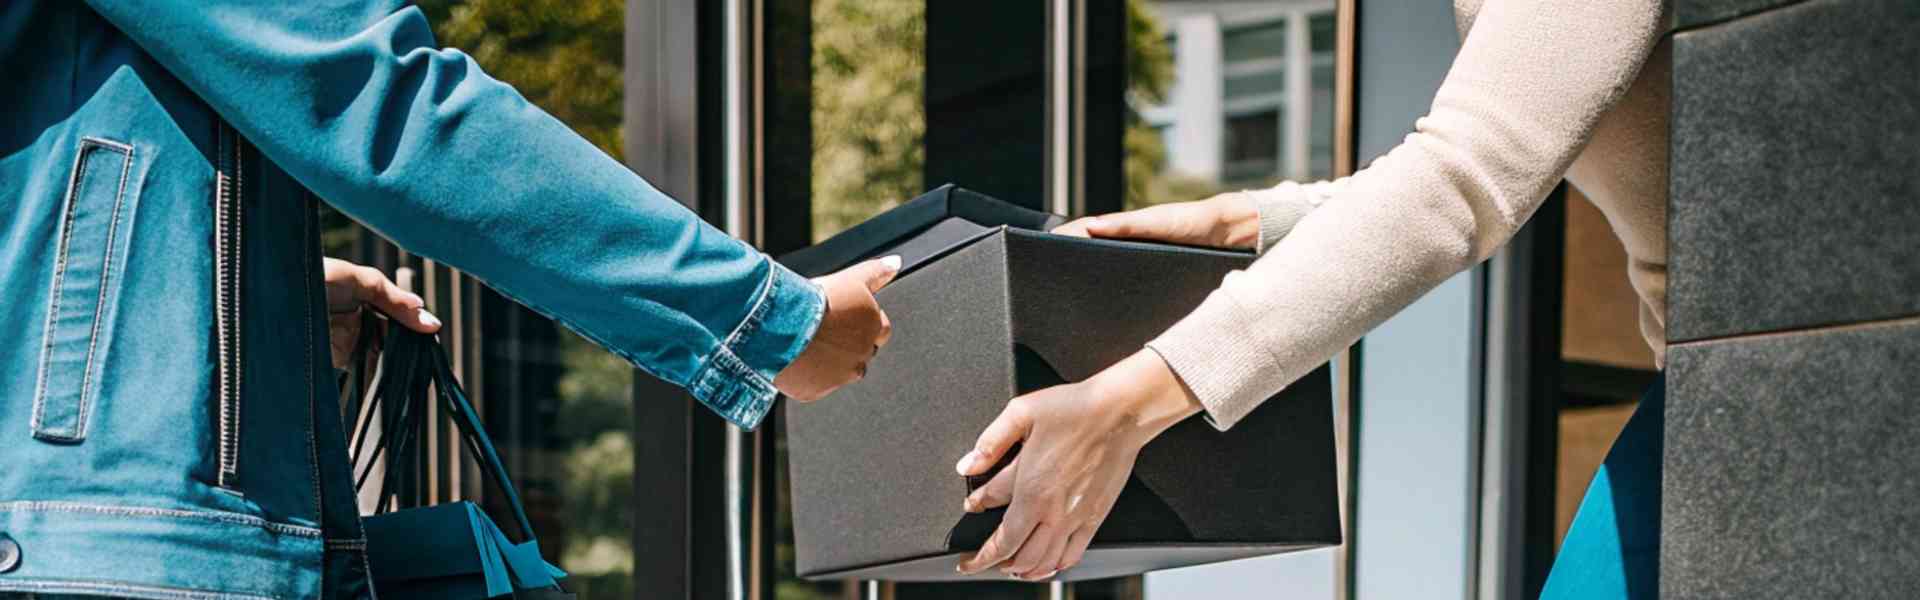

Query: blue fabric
[[1, 2, 822, 598], [1541, 376, 1665, 600], [69, 0, 825, 426]]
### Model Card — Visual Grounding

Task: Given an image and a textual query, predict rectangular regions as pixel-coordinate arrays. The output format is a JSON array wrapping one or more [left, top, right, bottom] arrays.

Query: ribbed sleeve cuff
[[1250, 182, 1317, 255], [1146, 289, 1286, 431]]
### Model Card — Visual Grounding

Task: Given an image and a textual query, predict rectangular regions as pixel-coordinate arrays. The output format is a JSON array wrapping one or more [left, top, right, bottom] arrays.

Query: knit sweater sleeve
[[1242, 179, 1344, 256], [1146, 0, 1666, 429]]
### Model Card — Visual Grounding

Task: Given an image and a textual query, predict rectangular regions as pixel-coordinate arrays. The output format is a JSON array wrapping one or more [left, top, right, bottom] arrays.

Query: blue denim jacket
[[0, 2, 824, 598]]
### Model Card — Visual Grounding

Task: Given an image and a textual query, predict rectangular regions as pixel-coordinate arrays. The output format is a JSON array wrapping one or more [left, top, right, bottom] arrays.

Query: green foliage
[[551, 329, 638, 577], [1122, 1, 1170, 210], [417, 0, 627, 160], [1125, 0, 1174, 106], [810, 0, 927, 240], [559, 429, 636, 569]]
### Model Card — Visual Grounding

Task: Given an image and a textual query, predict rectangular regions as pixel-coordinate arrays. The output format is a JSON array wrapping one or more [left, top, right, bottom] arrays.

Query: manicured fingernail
[[879, 255, 903, 272], [418, 308, 441, 329], [955, 450, 979, 474]]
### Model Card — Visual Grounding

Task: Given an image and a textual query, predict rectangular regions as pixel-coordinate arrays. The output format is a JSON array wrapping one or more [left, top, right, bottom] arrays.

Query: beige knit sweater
[[1146, 0, 1672, 429]]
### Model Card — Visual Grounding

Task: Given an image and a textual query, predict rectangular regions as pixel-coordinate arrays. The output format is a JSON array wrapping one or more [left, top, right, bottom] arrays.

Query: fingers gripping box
[[780, 185, 1339, 582]]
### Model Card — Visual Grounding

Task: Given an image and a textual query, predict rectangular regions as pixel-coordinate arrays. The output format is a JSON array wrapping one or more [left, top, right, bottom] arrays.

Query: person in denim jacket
[[0, 2, 895, 598]]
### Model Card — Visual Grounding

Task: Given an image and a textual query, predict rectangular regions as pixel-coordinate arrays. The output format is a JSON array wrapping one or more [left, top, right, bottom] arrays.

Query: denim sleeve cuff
[[687, 260, 826, 431]]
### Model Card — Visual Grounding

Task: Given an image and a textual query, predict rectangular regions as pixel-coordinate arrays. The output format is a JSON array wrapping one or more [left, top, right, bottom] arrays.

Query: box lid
[[779, 184, 1066, 277]]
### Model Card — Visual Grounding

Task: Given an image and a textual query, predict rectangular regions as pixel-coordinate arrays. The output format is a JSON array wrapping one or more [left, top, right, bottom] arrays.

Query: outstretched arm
[[83, 1, 861, 429], [1152, 0, 1668, 428], [958, 0, 1668, 579]]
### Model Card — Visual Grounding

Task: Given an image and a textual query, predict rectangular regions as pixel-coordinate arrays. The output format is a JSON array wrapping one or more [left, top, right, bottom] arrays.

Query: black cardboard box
[[781, 185, 1339, 582]]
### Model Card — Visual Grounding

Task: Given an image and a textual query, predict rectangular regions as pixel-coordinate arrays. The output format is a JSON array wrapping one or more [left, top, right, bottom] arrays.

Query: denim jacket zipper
[[215, 121, 244, 491]]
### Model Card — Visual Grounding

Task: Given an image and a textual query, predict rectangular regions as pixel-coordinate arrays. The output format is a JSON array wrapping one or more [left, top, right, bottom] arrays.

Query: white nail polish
[[879, 255, 903, 271], [955, 451, 977, 474], [418, 308, 441, 328]]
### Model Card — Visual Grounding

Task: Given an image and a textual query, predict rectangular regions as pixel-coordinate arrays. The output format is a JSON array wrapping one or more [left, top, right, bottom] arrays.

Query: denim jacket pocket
[[32, 137, 139, 443]]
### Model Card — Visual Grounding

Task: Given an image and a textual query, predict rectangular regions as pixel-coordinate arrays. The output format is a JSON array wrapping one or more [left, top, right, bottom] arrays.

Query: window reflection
[[810, 0, 927, 242], [1224, 110, 1282, 182], [1132, 2, 1339, 208]]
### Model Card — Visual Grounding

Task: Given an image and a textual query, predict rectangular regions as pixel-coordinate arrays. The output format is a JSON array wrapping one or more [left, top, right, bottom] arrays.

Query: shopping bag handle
[[344, 316, 540, 544]]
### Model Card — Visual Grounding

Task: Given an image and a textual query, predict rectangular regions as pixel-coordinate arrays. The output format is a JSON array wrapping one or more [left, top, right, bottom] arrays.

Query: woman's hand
[[325, 258, 440, 369], [774, 256, 901, 402], [1051, 193, 1260, 250], [953, 350, 1204, 580]]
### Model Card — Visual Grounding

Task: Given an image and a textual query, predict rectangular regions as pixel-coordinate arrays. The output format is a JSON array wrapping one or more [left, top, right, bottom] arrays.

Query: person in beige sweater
[[952, 0, 1671, 595]]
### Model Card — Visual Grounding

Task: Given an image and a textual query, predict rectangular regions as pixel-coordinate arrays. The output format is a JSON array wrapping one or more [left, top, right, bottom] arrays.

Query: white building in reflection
[[1145, 1, 1339, 186]]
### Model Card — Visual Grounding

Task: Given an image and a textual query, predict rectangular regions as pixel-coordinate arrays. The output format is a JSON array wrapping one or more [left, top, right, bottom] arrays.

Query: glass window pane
[[810, 0, 927, 241], [1127, 2, 1234, 209], [1310, 62, 1336, 179], [1130, 4, 1340, 210], [1222, 22, 1286, 64], [1223, 109, 1281, 182], [1310, 11, 1337, 53], [1223, 69, 1286, 99]]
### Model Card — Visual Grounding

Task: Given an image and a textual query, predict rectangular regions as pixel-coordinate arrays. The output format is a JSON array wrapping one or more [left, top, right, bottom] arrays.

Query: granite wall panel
[[1667, 0, 1920, 342], [1664, 320, 1920, 598]]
